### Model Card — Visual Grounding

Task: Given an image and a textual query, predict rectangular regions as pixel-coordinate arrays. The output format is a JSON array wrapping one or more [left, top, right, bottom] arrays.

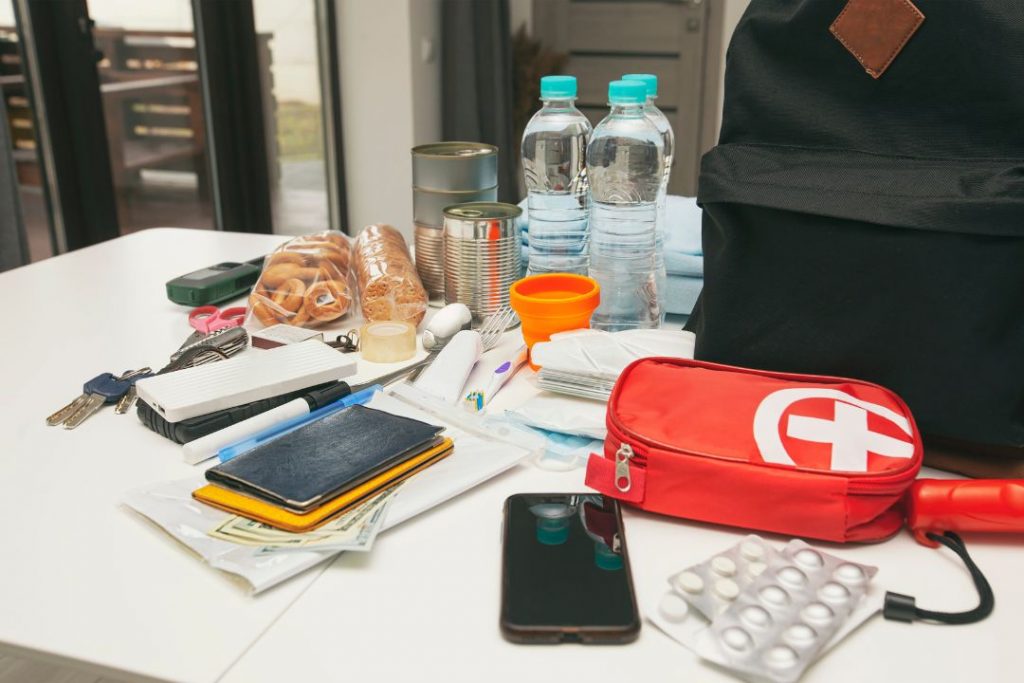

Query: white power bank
[[135, 340, 356, 423]]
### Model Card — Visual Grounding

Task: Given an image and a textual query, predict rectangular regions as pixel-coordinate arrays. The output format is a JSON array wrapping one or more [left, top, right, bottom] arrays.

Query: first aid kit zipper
[[614, 443, 637, 493]]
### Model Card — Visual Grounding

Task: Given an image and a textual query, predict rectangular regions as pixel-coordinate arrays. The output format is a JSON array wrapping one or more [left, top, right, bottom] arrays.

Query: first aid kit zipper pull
[[615, 443, 635, 493]]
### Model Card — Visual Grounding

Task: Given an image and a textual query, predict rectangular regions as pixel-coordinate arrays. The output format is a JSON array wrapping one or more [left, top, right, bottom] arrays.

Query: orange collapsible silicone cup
[[509, 274, 600, 369]]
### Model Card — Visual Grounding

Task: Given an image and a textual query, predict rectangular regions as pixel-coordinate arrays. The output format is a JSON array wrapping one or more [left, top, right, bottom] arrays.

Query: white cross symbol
[[753, 388, 916, 472], [786, 400, 916, 471]]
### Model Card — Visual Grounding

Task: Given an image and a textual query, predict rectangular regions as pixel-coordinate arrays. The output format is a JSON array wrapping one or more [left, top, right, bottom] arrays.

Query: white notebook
[[135, 340, 356, 422]]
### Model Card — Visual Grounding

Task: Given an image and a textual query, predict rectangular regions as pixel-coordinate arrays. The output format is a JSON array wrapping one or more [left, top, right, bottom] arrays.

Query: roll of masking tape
[[360, 321, 417, 362]]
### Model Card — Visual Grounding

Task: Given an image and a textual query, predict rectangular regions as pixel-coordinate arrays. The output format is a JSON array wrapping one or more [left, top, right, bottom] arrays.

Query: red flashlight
[[906, 479, 1024, 546]]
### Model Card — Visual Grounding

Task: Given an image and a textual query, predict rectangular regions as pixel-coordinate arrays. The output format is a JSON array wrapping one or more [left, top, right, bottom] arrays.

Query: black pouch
[[688, 0, 1024, 457]]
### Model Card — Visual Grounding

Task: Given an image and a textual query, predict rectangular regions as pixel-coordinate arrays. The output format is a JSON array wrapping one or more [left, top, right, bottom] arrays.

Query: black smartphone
[[500, 493, 640, 644]]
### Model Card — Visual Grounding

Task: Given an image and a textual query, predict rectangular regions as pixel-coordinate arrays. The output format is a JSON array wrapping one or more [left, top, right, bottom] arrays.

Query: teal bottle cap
[[621, 73, 658, 98], [608, 80, 647, 105], [540, 75, 577, 99]]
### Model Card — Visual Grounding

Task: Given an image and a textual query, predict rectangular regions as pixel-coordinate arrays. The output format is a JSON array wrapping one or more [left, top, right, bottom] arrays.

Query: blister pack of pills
[[648, 535, 880, 683], [669, 534, 778, 620]]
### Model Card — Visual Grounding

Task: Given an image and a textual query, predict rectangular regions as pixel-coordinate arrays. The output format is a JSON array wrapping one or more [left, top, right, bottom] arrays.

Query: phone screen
[[500, 493, 638, 643]]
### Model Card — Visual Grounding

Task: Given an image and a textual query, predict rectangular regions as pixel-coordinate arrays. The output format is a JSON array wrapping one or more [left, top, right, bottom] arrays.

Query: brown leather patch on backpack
[[830, 0, 925, 79]]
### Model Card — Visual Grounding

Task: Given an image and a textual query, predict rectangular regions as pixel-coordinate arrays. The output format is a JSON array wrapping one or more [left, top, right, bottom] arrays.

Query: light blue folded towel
[[516, 195, 703, 277], [664, 273, 702, 317]]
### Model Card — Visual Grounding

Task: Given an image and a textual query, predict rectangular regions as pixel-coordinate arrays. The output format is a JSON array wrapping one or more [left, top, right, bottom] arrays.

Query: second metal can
[[443, 202, 523, 321]]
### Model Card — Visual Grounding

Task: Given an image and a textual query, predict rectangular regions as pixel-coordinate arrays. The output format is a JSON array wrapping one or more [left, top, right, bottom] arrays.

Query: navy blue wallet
[[204, 405, 443, 512]]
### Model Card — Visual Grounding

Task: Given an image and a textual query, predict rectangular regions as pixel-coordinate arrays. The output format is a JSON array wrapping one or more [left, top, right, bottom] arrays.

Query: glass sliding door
[[88, 0, 214, 233], [0, 1, 51, 263], [253, 0, 341, 234], [3, 0, 347, 263]]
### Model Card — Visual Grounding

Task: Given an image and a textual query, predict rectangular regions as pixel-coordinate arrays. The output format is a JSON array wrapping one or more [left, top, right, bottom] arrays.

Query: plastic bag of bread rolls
[[248, 230, 354, 328], [353, 224, 428, 325]]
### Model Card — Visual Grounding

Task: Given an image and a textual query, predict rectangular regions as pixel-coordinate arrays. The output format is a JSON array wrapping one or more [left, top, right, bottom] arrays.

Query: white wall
[[337, 0, 441, 241]]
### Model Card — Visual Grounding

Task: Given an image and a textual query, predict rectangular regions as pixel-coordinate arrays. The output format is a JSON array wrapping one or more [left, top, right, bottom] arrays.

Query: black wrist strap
[[883, 531, 995, 625]]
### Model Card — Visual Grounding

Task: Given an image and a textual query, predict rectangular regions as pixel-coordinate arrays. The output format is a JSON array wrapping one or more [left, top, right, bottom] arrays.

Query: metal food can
[[443, 202, 523, 321], [413, 223, 445, 299], [412, 142, 498, 192], [413, 186, 498, 228]]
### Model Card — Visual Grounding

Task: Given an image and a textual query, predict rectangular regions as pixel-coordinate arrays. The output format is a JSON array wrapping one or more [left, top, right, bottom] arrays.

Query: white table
[[0, 230, 311, 682], [0, 229, 1018, 683]]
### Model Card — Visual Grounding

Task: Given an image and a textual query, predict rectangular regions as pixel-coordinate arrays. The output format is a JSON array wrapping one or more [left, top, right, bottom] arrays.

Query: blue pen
[[217, 384, 382, 462]]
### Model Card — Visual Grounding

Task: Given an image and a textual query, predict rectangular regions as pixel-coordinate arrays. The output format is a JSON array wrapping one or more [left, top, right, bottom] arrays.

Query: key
[[46, 369, 152, 427], [63, 373, 142, 429], [46, 372, 117, 426], [46, 394, 90, 426], [112, 367, 151, 415], [115, 386, 138, 414]]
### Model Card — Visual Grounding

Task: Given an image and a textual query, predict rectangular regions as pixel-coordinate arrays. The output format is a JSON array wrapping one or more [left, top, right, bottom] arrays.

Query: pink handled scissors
[[188, 305, 247, 334]]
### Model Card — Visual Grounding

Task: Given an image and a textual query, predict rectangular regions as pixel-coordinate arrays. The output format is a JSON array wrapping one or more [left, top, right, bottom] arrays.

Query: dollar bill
[[208, 485, 399, 553]]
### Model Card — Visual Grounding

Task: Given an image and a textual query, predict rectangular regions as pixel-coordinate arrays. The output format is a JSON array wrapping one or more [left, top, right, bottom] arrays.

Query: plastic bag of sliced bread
[[353, 224, 428, 325]]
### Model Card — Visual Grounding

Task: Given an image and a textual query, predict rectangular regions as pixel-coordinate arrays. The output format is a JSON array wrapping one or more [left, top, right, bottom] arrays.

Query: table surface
[[0, 229, 1018, 683]]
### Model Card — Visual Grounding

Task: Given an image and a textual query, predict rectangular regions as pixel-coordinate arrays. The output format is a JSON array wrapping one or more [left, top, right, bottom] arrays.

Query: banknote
[[208, 485, 399, 553]]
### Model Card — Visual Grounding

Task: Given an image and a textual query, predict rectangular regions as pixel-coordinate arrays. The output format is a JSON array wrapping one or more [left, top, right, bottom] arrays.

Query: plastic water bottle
[[623, 73, 673, 323], [586, 80, 665, 331], [521, 75, 593, 275]]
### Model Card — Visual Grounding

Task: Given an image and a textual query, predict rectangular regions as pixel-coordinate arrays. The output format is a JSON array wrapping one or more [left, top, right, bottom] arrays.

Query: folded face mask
[[504, 392, 607, 441], [531, 328, 695, 379], [525, 426, 604, 471]]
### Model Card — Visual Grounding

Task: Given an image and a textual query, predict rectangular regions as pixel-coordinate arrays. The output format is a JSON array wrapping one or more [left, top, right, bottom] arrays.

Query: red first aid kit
[[585, 358, 924, 543]]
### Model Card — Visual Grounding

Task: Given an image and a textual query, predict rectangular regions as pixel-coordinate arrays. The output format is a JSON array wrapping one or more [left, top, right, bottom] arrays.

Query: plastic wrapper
[[248, 230, 354, 328], [121, 382, 539, 594], [353, 224, 428, 325], [504, 392, 608, 440]]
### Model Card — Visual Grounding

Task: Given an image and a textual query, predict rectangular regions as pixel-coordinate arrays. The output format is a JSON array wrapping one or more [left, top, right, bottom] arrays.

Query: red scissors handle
[[189, 306, 247, 334]]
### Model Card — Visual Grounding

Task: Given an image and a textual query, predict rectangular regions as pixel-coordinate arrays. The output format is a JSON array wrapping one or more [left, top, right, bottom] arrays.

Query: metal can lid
[[412, 142, 497, 158], [442, 202, 522, 221]]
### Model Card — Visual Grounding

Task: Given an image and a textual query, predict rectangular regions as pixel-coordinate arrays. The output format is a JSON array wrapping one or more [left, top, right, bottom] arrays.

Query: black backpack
[[688, 0, 1024, 464]]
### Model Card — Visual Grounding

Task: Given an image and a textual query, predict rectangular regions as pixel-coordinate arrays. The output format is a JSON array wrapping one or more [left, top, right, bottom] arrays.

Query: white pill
[[740, 540, 765, 561], [721, 626, 754, 653], [794, 548, 824, 570], [764, 645, 799, 670], [714, 578, 740, 601], [658, 593, 691, 623], [819, 581, 851, 605], [759, 585, 790, 607], [674, 571, 704, 595], [801, 602, 835, 626], [740, 605, 773, 629], [711, 556, 737, 577], [835, 563, 867, 586], [783, 623, 818, 647], [778, 566, 808, 588], [746, 561, 767, 578]]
